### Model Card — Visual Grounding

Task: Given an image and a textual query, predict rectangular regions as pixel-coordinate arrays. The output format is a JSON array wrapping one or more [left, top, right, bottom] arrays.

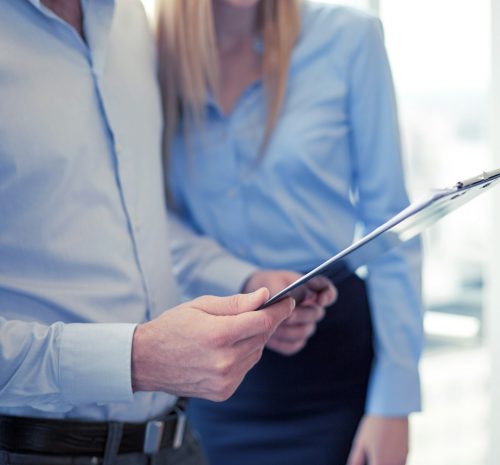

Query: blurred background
[[142, 0, 500, 463]]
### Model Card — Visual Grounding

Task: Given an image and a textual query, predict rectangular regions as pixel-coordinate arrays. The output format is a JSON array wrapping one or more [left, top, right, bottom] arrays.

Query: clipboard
[[260, 167, 500, 309]]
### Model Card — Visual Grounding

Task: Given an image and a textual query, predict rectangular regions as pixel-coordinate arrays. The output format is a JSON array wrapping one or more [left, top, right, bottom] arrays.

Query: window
[[379, 2, 491, 464]]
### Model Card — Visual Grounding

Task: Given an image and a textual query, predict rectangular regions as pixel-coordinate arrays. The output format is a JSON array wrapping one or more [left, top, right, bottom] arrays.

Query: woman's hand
[[243, 270, 337, 355], [347, 415, 409, 465]]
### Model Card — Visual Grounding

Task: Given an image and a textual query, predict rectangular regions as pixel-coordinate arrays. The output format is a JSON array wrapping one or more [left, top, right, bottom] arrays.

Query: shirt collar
[[24, 0, 115, 76], [25, 0, 115, 12]]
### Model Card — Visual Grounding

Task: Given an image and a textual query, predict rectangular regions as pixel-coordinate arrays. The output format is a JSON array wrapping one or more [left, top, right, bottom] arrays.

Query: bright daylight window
[[338, 0, 492, 464], [380, 2, 491, 464]]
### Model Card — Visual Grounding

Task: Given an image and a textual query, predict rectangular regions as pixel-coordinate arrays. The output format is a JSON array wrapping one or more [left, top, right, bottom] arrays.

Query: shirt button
[[115, 143, 122, 155], [227, 188, 238, 198], [134, 222, 142, 233]]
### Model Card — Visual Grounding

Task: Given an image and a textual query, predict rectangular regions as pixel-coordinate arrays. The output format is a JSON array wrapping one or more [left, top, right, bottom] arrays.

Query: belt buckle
[[172, 406, 187, 449], [143, 420, 165, 454]]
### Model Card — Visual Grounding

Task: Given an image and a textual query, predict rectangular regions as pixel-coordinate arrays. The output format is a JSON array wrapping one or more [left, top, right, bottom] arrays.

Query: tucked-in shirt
[[0, 0, 180, 421], [169, 2, 424, 416]]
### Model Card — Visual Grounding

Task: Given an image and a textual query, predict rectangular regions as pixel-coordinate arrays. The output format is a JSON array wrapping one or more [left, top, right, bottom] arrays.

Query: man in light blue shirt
[[0, 1, 339, 463]]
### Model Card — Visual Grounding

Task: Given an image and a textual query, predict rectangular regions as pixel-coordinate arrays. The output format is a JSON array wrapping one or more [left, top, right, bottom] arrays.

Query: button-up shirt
[[0, 0, 179, 421], [169, 3, 424, 416]]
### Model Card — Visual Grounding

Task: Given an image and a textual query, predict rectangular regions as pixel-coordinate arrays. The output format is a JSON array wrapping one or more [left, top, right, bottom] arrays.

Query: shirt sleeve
[[0, 317, 136, 411], [168, 213, 259, 298], [347, 16, 424, 416]]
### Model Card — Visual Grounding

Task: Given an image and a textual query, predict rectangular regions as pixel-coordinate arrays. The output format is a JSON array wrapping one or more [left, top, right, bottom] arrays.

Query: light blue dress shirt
[[169, 2, 424, 416], [0, 0, 180, 422]]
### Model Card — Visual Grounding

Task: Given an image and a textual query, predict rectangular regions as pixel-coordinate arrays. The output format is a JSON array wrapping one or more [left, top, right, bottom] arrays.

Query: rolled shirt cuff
[[365, 359, 422, 416], [59, 323, 136, 406]]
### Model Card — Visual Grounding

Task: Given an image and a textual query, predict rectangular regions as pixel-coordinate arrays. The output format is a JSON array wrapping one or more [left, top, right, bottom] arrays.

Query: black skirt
[[188, 274, 374, 465]]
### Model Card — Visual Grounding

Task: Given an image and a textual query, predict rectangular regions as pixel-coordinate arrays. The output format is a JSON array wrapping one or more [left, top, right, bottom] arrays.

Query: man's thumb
[[200, 288, 270, 316]]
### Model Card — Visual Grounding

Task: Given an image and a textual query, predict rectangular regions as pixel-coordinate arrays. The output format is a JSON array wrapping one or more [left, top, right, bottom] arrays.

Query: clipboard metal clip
[[455, 168, 500, 189]]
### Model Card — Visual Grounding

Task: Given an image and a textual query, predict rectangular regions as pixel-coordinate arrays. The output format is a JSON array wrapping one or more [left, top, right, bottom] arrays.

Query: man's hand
[[244, 270, 337, 355], [346, 415, 409, 465], [131, 288, 294, 401]]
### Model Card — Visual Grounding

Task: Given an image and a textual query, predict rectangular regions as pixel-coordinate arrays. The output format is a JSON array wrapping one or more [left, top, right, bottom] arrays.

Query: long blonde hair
[[156, 0, 301, 161]]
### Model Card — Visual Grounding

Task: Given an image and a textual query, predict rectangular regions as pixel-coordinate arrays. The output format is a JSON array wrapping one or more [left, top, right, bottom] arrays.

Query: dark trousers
[[188, 274, 374, 465]]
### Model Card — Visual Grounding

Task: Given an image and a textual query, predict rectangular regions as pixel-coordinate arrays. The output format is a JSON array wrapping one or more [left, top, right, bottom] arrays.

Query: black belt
[[0, 405, 187, 457]]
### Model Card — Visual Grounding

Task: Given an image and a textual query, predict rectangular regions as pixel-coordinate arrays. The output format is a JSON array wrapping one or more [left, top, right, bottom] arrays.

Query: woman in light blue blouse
[[157, 1, 423, 464]]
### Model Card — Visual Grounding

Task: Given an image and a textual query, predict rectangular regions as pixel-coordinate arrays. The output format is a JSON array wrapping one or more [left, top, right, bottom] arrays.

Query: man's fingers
[[266, 338, 306, 355], [258, 297, 296, 333], [234, 333, 268, 354], [219, 297, 295, 343], [284, 306, 325, 325], [307, 275, 331, 291], [306, 276, 337, 307], [194, 288, 270, 316], [317, 286, 337, 307], [206, 345, 265, 402], [272, 322, 316, 343]]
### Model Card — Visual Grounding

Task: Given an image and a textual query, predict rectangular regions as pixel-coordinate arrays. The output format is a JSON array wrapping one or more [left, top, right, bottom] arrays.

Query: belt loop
[[102, 421, 123, 465], [143, 420, 165, 455], [172, 407, 187, 449]]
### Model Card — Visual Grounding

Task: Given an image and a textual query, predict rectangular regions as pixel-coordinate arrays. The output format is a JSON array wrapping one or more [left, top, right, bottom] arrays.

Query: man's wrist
[[131, 323, 154, 393]]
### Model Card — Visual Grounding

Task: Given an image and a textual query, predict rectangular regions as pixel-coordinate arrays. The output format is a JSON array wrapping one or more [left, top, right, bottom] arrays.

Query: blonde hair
[[156, 0, 301, 161]]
